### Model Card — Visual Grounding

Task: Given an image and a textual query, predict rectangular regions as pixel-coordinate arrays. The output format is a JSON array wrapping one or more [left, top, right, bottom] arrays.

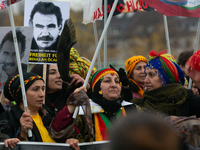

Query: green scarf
[[131, 83, 188, 116]]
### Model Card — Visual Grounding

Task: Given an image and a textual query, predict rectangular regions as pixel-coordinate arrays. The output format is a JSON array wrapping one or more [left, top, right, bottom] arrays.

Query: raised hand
[[110, 64, 130, 86]]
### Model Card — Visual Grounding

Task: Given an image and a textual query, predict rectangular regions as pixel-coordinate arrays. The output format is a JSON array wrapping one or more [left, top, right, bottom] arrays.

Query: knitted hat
[[186, 50, 200, 71], [69, 47, 97, 82], [125, 56, 148, 78], [4, 72, 43, 102], [91, 68, 119, 92], [146, 50, 185, 86]]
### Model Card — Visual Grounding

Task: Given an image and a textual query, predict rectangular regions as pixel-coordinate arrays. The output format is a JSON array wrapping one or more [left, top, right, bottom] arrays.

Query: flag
[[143, 0, 200, 17], [82, 0, 154, 24], [0, 0, 21, 11]]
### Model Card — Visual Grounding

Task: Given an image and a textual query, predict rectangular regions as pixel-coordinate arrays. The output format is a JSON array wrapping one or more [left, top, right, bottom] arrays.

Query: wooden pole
[[43, 64, 47, 104]]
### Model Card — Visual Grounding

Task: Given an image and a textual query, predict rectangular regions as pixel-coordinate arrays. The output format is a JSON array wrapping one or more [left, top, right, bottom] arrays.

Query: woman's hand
[[74, 86, 87, 93], [4, 138, 20, 149], [20, 111, 33, 138], [66, 138, 80, 150], [70, 74, 90, 89], [68, 86, 87, 113]]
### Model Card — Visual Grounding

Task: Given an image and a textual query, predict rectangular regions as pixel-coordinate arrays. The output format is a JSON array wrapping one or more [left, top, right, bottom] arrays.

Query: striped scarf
[[94, 107, 126, 141]]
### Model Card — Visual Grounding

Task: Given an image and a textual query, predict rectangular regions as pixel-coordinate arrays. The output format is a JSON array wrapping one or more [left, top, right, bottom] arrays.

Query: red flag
[[143, 0, 200, 17]]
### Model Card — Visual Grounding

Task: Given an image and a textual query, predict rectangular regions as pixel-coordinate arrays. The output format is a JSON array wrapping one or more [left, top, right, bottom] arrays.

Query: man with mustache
[[29, 1, 63, 50], [0, 30, 27, 81]]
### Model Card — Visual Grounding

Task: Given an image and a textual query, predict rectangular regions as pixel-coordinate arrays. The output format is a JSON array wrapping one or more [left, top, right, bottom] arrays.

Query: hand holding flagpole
[[7, 0, 32, 137], [73, 0, 119, 119]]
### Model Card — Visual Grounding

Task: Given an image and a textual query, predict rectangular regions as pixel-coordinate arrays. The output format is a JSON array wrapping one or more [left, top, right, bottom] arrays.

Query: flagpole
[[104, 0, 108, 67], [73, 0, 119, 118], [163, 15, 171, 54], [43, 64, 47, 104], [93, 22, 102, 69], [188, 18, 200, 89], [7, 1, 32, 137]]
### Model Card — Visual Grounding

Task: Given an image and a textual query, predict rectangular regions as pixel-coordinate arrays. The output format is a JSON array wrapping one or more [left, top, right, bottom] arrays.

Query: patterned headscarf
[[146, 50, 185, 86], [125, 55, 148, 78], [4, 72, 43, 102], [186, 50, 200, 71], [91, 68, 119, 92], [91, 68, 123, 114], [69, 47, 97, 82]]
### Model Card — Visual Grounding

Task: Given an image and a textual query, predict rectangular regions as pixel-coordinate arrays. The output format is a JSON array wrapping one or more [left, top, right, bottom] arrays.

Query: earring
[[99, 90, 102, 94]]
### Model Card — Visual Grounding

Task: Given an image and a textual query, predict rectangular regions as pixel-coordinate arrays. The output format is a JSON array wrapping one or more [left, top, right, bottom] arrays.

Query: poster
[[24, 0, 70, 64], [0, 26, 33, 89]]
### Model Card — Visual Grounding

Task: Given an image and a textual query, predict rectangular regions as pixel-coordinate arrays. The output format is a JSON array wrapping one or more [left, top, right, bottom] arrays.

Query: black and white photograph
[[0, 26, 33, 89], [24, 0, 70, 64]]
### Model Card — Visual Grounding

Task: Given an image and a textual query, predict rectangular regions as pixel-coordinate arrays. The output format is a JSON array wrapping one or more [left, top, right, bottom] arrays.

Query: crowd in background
[[0, 48, 200, 150]]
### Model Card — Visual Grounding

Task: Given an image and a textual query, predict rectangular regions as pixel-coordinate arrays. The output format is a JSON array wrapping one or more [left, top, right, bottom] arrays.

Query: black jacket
[[0, 104, 54, 142]]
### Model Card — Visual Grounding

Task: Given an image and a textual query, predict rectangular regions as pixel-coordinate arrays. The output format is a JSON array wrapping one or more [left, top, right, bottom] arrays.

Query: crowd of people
[[0, 48, 200, 150], [1, 1, 200, 148]]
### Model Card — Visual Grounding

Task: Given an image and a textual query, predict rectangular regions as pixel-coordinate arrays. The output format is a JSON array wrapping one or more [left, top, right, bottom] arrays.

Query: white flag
[[82, 0, 103, 24]]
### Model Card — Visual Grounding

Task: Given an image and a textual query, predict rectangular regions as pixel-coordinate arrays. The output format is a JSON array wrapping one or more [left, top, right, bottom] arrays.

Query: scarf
[[94, 107, 126, 141], [92, 92, 124, 114], [132, 83, 188, 116], [129, 78, 144, 97]]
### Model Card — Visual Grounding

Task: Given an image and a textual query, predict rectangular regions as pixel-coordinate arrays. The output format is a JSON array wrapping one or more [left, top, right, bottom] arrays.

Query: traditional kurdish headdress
[[91, 68, 123, 114], [4, 72, 43, 103], [146, 50, 185, 86], [186, 50, 200, 71], [125, 55, 148, 78], [91, 68, 119, 93], [91, 68, 126, 141], [69, 47, 97, 82]]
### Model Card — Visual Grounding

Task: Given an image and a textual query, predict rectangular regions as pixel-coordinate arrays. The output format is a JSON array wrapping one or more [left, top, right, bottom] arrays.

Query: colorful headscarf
[[125, 55, 148, 78], [91, 68, 123, 114], [186, 50, 200, 71], [4, 72, 43, 102], [146, 50, 185, 86], [69, 47, 97, 82], [91, 68, 119, 92]]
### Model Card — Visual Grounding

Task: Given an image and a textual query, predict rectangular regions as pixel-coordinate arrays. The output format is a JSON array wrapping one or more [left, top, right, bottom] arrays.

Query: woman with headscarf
[[48, 67, 136, 142], [125, 55, 148, 99], [131, 50, 200, 117], [0, 72, 56, 142], [0, 73, 80, 150], [30, 48, 95, 116]]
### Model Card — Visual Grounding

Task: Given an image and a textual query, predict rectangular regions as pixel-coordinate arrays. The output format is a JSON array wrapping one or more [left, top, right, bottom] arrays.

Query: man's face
[[32, 12, 61, 49], [0, 40, 22, 76]]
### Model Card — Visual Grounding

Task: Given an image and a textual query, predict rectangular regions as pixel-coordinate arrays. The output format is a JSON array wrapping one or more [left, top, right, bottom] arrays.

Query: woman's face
[[26, 80, 45, 109], [132, 61, 147, 85], [144, 67, 163, 91], [47, 64, 63, 93], [100, 73, 121, 101]]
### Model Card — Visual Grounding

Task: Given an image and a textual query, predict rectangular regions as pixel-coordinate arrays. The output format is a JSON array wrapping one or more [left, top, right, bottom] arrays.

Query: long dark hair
[[30, 64, 69, 114]]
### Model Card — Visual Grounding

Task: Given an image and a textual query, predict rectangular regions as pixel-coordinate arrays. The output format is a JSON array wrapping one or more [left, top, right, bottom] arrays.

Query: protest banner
[[82, 0, 154, 24], [24, 0, 70, 64]]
